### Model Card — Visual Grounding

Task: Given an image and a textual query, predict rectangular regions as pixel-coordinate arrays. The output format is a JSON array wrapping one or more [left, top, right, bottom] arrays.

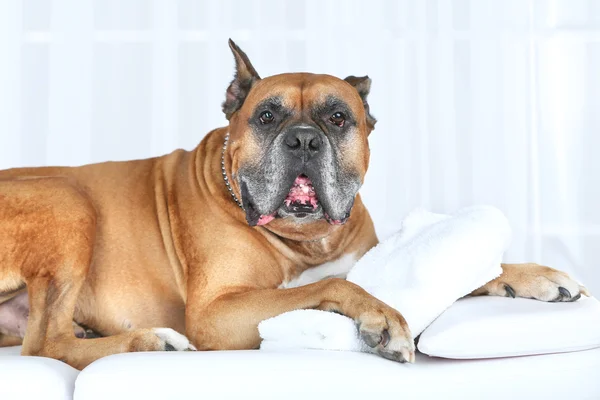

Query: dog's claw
[[400, 347, 415, 363], [361, 331, 381, 348], [164, 343, 176, 351], [504, 284, 516, 298], [378, 349, 405, 362], [380, 329, 390, 347], [362, 328, 391, 348], [377, 346, 415, 364], [558, 286, 571, 299]]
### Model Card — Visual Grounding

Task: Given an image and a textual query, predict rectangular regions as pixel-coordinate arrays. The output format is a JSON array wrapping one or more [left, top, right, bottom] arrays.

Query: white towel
[[259, 206, 512, 353]]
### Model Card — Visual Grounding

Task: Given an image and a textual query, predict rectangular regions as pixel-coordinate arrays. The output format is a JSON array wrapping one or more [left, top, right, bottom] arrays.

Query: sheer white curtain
[[1, 0, 598, 293]]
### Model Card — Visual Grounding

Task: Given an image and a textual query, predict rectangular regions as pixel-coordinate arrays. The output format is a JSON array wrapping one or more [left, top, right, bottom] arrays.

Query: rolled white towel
[[259, 206, 511, 353]]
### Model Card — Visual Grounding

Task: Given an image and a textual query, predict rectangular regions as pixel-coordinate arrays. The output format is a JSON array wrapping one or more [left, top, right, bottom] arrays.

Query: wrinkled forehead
[[243, 73, 365, 115]]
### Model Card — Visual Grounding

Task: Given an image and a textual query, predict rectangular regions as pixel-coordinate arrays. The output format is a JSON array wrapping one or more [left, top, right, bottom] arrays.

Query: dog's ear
[[222, 39, 261, 120], [344, 75, 376, 131]]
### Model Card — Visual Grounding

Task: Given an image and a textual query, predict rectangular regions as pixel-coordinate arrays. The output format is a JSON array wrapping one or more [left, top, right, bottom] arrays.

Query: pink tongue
[[257, 214, 275, 226], [284, 176, 318, 209], [257, 176, 318, 226]]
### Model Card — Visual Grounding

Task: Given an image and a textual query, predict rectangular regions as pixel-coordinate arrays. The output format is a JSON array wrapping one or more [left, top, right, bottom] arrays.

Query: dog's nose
[[283, 127, 322, 161]]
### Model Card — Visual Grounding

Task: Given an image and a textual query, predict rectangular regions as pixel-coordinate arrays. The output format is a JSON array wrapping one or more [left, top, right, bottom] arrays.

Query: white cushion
[[0, 346, 79, 400], [418, 296, 600, 359], [74, 348, 600, 399]]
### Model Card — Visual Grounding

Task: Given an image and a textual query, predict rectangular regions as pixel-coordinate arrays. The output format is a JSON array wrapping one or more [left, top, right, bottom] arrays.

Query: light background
[[0, 0, 598, 293]]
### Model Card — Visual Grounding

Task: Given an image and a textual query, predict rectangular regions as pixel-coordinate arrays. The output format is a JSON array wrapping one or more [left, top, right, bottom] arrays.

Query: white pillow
[[418, 296, 600, 359]]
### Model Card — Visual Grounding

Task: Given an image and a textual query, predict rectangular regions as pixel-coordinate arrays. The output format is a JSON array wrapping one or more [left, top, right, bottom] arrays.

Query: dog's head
[[223, 40, 376, 234]]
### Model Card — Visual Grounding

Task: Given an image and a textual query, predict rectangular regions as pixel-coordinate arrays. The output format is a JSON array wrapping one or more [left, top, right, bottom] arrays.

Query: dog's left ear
[[222, 39, 261, 120], [344, 75, 377, 131]]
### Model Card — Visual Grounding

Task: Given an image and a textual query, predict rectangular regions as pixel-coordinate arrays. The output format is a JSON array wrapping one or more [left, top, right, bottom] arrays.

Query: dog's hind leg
[[25, 264, 195, 370], [2, 178, 193, 370], [0, 288, 102, 340]]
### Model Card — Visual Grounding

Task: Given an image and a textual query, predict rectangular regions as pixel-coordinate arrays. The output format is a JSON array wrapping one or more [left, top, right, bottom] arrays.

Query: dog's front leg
[[186, 278, 415, 363]]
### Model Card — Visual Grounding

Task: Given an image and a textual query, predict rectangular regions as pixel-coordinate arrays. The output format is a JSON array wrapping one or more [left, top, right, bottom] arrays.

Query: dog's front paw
[[475, 263, 590, 302], [325, 279, 415, 363], [358, 307, 415, 363]]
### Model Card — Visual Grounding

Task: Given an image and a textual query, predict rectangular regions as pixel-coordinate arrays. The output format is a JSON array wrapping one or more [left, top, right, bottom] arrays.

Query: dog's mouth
[[283, 174, 320, 212], [255, 174, 348, 226], [255, 173, 354, 226], [257, 174, 319, 225]]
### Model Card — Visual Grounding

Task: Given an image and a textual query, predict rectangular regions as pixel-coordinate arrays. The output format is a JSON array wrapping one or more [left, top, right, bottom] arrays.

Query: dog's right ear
[[222, 39, 261, 120]]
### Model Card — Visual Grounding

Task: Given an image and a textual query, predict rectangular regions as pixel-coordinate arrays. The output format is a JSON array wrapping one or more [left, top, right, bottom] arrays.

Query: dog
[[0, 40, 588, 370]]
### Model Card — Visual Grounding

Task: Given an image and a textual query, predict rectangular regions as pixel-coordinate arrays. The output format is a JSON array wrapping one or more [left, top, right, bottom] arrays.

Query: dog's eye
[[329, 112, 345, 127], [259, 111, 274, 124]]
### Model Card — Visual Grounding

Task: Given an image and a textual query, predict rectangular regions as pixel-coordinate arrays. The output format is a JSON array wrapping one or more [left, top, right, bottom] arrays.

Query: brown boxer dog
[[0, 40, 588, 369]]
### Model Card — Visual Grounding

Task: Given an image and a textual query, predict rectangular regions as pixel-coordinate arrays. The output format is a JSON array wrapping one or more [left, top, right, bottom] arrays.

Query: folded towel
[[259, 206, 511, 353]]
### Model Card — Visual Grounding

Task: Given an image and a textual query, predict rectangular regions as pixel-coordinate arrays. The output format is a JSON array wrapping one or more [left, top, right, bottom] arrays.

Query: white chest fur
[[279, 253, 358, 289]]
